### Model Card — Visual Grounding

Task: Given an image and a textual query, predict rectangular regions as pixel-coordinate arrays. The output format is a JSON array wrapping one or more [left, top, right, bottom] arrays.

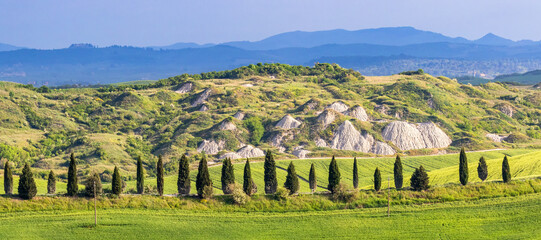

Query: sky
[[1, 0, 541, 49]]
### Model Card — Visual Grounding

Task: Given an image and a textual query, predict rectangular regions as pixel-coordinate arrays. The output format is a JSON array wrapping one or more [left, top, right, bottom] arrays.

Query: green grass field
[[123, 149, 540, 195], [0, 192, 539, 239]]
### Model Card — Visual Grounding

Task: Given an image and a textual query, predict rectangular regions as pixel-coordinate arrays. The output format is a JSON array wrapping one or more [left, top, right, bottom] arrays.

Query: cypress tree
[[243, 159, 254, 195], [284, 162, 299, 194], [85, 172, 102, 197], [67, 153, 78, 196], [157, 155, 164, 196], [352, 158, 359, 189], [263, 150, 277, 194], [410, 165, 429, 191], [221, 158, 235, 194], [4, 160, 13, 195], [112, 166, 122, 195], [309, 163, 317, 193], [477, 156, 488, 182], [18, 163, 37, 200], [196, 154, 212, 197], [328, 156, 341, 193], [177, 154, 191, 195], [394, 155, 403, 189], [502, 156, 511, 183], [374, 167, 381, 191], [47, 170, 56, 194], [459, 147, 469, 186], [136, 156, 144, 194]]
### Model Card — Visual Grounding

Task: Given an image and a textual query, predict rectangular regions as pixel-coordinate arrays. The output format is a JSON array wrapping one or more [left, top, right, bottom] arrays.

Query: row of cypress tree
[[459, 147, 512, 185]]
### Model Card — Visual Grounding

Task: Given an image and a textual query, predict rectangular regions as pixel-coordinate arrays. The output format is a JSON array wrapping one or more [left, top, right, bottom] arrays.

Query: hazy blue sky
[[1, 0, 540, 49]]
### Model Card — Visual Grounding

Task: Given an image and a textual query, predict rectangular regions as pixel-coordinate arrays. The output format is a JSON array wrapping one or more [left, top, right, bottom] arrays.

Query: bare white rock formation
[[375, 105, 390, 115], [317, 110, 336, 127], [292, 149, 310, 159], [197, 140, 225, 155], [330, 120, 374, 152], [276, 115, 302, 129], [326, 101, 349, 113], [382, 121, 452, 151], [315, 139, 328, 148], [198, 105, 209, 111], [242, 83, 254, 87], [233, 111, 245, 120], [486, 133, 506, 143], [371, 141, 396, 155], [218, 120, 236, 131], [498, 104, 514, 117], [191, 88, 212, 107], [347, 106, 369, 121], [175, 82, 193, 94], [219, 152, 242, 160], [236, 145, 265, 158]]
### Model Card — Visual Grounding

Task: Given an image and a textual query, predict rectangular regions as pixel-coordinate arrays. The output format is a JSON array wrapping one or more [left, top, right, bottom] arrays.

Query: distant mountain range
[[3, 26, 541, 86]]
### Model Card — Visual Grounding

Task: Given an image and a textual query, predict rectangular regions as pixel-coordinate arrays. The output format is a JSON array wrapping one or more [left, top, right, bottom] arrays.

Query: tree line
[[2, 148, 513, 200]]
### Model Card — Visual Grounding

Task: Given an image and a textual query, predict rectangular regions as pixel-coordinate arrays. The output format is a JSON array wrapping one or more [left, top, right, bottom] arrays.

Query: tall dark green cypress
[[67, 153, 78, 196], [352, 158, 359, 189], [4, 160, 12, 195], [157, 155, 164, 196], [459, 147, 469, 186], [502, 156, 511, 183], [221, 158, 235, 194], [263, 150, 277, 194], [243, 159, 254, 195], [394, 155, 403, 189], [374, 167, 381, 191], [196, 154, 212, 197], [136, 156, 144, 194], [112, 166, 122, 195], [328, 156, 341, 193], [477, 156, 488, 182], [47, 170, 56, 194], [284, 162, 299, 194], [177, 154, 191, 195], [309, 163, 317, 192], [18, 163, 37, 200]]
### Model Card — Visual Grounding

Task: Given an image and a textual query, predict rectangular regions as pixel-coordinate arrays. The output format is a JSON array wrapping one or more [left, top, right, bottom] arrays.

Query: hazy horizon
[[2, 0, 541, 49]]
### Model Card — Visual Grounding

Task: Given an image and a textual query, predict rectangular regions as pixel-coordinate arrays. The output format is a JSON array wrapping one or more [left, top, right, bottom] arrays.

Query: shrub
[[264, 151, 277, 194], [274, 187, 289, 201], [394, 155, 403, 189], [477, 156, 488, 181], [177, 154, 190, 195], [284, 162, 299, 195], [112, 166, 122, 195], [18, 163, 37, 200], [67, 153, 78, 196], [47, 170, 56, 194], [196, 154, 213, 198], [244, 116, 264, 145], [4, 161, 12, 195], [85, 172, 103, 197], [502, 156, 511, 183], [157, 155, 164, 196], [459, 147, 468, 186], [309, 163, 317, 192], [136, 156, 144, 194], [352, 158, 358, 189], [505, 132, 529, 143], [410, 165, 429, 191], [330, 184, 359, 203], [202, 185, 214, 200], [374, 167, 381, 191], [221, 158, 235, 194], [328, 156, 341, 193], [230, 184, 249, 205]]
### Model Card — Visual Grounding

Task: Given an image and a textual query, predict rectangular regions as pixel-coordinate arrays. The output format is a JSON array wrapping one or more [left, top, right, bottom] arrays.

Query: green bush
[[330, 184, 359, 203]]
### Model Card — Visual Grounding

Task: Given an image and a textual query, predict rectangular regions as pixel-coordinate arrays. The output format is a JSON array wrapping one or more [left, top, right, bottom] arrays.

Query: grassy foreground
[[0, 192, 540, 239]]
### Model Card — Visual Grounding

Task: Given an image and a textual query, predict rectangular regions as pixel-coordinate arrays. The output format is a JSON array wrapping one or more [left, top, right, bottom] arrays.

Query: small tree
[[309, 163, 317, 193], [112, 166, 122, 195], [394, 155, 403, 189], [374, 167, 381, 191], [502, 156, 511, 183], [18, 163, 37, 200], [284, 162, 299, 195], [264, 150, 277, 194], [410, 165, 429, 191], [328, 156, 341, 193], [85, 172, 103, 197], [67, 153, 78, 196], [221, 158, 235, 194], [243, 159, 254, 196], [4, 160, 13, 195], [459, 147, 468, 186], [157, 155, 164, 196], [47, 170, 56, 194], [177, 154, 191, 195], [477, 156, 488, 182], [196, 154, 212, 198], [352, 158, 359, 189], [136, 156, 144, 194]]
